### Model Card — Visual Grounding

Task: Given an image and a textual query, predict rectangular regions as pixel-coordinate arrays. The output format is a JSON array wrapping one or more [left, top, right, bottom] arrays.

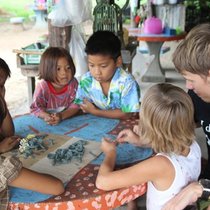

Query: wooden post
[[147, 0, 152, 18], [48, 19, 72, 51]]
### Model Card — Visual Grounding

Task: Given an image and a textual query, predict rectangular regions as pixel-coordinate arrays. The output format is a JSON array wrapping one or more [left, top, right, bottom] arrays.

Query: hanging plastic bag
[[69, 26, 88, 79], [48, 0, 92, 27], [65, 0, 92, 25]]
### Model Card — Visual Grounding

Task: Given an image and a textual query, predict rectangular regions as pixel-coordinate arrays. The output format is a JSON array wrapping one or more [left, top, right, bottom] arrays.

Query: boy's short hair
[[173, 23, 210, 76], [39, 47, 76, 81], [85, 30, 121, 61], [139, 83, 195, 154], [0, 95, 7, 126], [0, 58, 11, 78]]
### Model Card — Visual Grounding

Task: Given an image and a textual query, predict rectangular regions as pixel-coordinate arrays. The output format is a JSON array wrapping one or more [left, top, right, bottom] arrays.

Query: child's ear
[[116, 56, 123, 67], [207, 70, 210, 84]]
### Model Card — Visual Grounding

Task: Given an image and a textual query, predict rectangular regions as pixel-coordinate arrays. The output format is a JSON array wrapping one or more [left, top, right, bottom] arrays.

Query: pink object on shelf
[[143, 17, 163, 34], [36, 0, 45, 3]]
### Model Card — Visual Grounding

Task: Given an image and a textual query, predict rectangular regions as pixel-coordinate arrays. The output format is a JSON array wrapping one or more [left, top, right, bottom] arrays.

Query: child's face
[[183, 70, 210, 102], [87, 54, 121, 83], [0, 71, 7, 97], [52, 57, 73, 89]]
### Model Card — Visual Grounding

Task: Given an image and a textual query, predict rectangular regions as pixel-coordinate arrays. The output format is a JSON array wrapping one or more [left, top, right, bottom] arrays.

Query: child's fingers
[[116, 137, 125, 143], [8, 137, 20, 146], [117, 131, 128, 141], [103, 138, 118, 147], [80, 105, 87, 112], [117, 128, 130, 137], [133, 125, 139, 134]]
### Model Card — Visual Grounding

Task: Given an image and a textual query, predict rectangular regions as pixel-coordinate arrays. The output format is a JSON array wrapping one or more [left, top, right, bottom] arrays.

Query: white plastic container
[[168, 0, 177, 4], [152, 0, 165, 5]]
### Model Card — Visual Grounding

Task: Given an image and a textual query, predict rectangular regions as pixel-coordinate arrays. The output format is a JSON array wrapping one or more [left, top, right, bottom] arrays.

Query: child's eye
[[101, 65, 108, 68], [66, 66, 71, 70], [57, 67, 61, 71], [89, 64, 94, 68]]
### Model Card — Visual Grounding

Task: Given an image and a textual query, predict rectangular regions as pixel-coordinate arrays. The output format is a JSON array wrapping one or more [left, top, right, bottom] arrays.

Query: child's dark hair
[[0, 95, 7, 126], [39, 47, 76, 81], [0, 58, 11, 78], [85, 31, 121, 61]]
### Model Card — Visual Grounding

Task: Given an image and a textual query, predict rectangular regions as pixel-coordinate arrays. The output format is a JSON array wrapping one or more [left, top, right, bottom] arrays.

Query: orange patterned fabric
[[109, 114, 139, 135], [9, 164, 147, 210]]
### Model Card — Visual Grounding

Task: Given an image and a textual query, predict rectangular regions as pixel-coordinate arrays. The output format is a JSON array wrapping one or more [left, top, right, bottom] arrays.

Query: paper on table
[[29, 137, 101, 183]]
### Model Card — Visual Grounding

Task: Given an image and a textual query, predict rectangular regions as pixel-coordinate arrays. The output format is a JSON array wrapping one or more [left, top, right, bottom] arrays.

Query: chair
[[93, 0, 129, 48]]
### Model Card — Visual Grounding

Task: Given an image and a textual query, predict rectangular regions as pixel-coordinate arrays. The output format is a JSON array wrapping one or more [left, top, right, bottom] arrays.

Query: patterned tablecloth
[[8, 114, 152, 209]]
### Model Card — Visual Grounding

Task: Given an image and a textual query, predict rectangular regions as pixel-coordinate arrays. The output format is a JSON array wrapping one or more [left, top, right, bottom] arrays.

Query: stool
[[121, 50, 132, 72], [139, 46, 170, 54], [10, 17, 25, 30]]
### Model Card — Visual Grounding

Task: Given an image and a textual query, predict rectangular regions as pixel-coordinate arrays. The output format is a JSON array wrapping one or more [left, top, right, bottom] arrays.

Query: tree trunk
[[48, 19, 72, 51]]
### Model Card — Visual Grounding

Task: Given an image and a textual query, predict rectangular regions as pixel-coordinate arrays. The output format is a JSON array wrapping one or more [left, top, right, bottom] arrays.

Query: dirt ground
[[0, 19, 94, 117], [0, 21, 48, 116]]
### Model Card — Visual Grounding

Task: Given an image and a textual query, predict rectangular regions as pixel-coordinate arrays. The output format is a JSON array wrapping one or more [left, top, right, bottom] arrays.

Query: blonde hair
[[139, 83, 195, 154], [173, 23, 210, 76]]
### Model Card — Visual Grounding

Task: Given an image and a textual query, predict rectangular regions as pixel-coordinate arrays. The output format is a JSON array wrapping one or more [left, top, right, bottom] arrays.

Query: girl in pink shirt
[[30, 47, 79, 125]]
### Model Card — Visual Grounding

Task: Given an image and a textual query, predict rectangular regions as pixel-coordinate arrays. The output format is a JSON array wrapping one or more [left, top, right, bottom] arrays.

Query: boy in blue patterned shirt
[[74, 31, 140, 119]]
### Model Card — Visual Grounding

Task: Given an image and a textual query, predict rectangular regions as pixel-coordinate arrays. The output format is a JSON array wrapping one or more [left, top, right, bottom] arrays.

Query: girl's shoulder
[[34, 80, 50, 92], [37, 80, 48, 87], [70, 77, 79, 85], [136, 155, 173, 173], [130, 155, 174, 183]]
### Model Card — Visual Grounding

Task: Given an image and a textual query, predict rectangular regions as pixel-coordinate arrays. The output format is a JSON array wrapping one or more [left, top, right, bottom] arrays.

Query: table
[[129, 28, 186, 82], [33, 8, 48, 29], [8, 114, 153, 209], [13, 49, 41, 105]]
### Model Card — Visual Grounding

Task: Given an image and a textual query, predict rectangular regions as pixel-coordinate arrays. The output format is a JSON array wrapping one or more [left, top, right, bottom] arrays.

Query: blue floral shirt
[[74, 68, 140, 112]]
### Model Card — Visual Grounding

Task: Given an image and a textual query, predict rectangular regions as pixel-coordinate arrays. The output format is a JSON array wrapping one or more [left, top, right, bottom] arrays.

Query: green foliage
[[0, 0, 34, 19], [184, 0, 210, 31]]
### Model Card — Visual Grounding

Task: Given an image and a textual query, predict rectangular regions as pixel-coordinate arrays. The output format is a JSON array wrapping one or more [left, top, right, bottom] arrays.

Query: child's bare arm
[[44, 108, 79, 125], [0, 109, 14, 138], [80, 99, 132, 119], [92, 108, 132, 120], [96, 153, 174, 192], [58, 108, 79, 122], [117, 129, 141, 145], [10, 167, 64, 195], [96, 138, 117, 190], [0, 136, 20, 153]]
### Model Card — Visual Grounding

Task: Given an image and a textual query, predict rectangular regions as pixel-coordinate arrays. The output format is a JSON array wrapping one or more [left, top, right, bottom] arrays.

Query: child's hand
[[80, 99, 97, 114], [47, 113, 62, 125], [101, 138, 117, 155], [0, 136, 20, 153], [133, 125, 140, 135], [43, 113, 52, 123], [117, 129, 140, 145]]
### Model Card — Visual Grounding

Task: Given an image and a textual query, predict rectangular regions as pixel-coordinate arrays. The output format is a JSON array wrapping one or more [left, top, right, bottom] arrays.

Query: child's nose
[[95, 68, 101, 75], [186, 80, 193, 90], [60, 68, 67, 75]]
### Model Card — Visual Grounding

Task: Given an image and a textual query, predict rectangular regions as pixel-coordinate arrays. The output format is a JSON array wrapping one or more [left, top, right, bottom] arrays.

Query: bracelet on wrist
[[58, 113, 63, 121], [199, 179, 210, 200]]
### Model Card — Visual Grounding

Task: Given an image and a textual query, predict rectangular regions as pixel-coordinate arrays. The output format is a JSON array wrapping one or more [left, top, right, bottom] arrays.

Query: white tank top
[[146, 141, 201, 210]]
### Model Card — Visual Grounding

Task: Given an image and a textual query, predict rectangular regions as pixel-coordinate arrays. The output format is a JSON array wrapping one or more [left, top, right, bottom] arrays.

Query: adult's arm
[[162, 182, 203, 210]]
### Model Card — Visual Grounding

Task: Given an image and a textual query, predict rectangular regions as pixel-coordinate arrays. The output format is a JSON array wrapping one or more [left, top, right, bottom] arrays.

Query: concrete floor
[[114, 41, 207, 210]]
